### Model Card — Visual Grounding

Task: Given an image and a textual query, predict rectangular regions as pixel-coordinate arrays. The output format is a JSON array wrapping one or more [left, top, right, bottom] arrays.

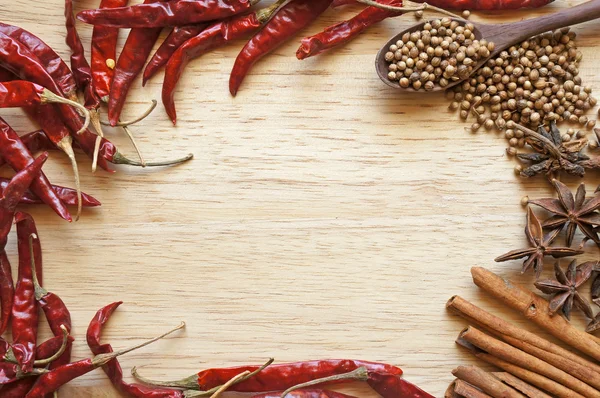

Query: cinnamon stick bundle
[[446, 295, 600, 374], [470, 267, 600, 361], [451, 365, 525, 398], [458, 326, 600, 398]]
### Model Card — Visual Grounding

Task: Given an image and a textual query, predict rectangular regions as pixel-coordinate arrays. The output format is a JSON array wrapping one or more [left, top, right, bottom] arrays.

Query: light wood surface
[[0, 0, 599, 396]]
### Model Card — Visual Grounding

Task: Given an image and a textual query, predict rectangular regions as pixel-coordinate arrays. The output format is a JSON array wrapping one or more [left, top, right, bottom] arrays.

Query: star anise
[[495, 207, 584, 279], [587, 313, 600, 333], [534, 260, 595, 320], [528, 179, 600, 247], [515, 121, 591, 180], [592, 273, 600, 305]]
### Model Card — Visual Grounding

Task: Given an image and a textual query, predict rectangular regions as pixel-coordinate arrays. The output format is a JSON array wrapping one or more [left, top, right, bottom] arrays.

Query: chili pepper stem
[[131, 368, 199, 389], [209, 371, 251, 398], [112, 151, 193, 167], [256, 0, 287, 23], [92, 321, 185, 368], [280, 366, 369, 397], [89, 109, 106, 174], [100, 100, 157, 127], [34, 325, 69, 366], [56, 136, 82, 221], [40, 89, 91, 134], [29, 233, 46, 301], [122, 125, 146, 166], [355, 0, 462, 19]]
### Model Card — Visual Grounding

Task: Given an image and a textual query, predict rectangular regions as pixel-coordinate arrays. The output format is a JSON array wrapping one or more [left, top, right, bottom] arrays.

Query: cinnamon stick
[[502, 334, 600, 390], [457, 337, 586, 398], [492, 372, 551, 398], [446, 295, 600, 374], [459, 326, 600, 398], [445, 381, 461, 398], [470, 267, 600, 361], [451, 365, 525, 398], [454, 379, 494, 398]]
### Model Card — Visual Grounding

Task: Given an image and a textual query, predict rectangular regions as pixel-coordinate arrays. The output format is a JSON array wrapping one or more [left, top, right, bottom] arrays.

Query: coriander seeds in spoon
[[375, 0, 600, 92]]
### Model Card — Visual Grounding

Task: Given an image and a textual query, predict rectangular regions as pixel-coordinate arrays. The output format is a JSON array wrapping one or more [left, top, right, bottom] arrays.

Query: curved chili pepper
[[0, 32, 90, 136], [0, 118, 71, 221], [136, 359, 402, 392], [77, 0, 258, 28], [91, 0, 130, 101], [0, 155, 48, 251], [87, 302, 185, 398], [297, 0, 402, 60], [366, 372, 434, 398], [162, 2, 282, 123], [11, 210, 46, 373], [0, 81, 89, 118], [25, 320, 185, 398], [65, 0, 91, 89], [106, 0, 166, 126], [331, 0, 552, 8], [0, 23, 78, 101], [0, 178, 100, 207], [229, 0, 332, 96], [143, 24, 208, 85], [22, 219, 72, 337], [0, 251, 13, 335]]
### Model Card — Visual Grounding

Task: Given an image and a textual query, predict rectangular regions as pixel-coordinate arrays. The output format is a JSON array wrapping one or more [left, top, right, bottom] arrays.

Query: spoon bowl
[[376, 0, 600, 93]]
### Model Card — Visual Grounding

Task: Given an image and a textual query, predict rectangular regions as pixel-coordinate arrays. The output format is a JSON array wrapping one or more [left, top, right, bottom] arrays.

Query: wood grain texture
[[0, 0, 600, 396]]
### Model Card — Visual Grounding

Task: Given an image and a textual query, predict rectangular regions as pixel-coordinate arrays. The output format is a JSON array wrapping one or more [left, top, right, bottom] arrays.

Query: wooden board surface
[[1, 0, 600, 396]]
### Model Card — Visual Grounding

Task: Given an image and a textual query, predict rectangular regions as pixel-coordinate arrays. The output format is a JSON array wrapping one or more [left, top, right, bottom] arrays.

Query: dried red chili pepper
[[297, 0, 402, 60], [143, 24, 208, 85], [0, 23, 78, 101], [78, 0, 259, 28], [23, 225, 72, 337], [229, 0, 332, 96], [25, 321, 185, 398], [65, 0, 92, 89], [87, 302, 185, 398], [106, 0, 166, 126], [0, 178, 100, 207], [11, 211, 47, 373], [162, 2, 282, 124], [134, 359, 402, 392], [0, 157, 47, 336], [0, 251, 13, 335], [91, 0, 129, 101], [0, 80, 90, 123], [0, 117, 71, 221], [25, 105, 85, 218]]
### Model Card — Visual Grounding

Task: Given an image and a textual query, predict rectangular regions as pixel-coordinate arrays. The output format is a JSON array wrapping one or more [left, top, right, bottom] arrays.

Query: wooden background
[[0, 0, 599, 396]]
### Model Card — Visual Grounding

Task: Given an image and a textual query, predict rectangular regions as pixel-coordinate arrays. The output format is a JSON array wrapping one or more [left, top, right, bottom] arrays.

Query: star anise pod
[[534, 260, 595, 320], [515, 121, 591, 180], [528, 179, 600, 247], [495, 207, 584, 278], [592, 273, 600, 306], [587, 313, 600, 333]]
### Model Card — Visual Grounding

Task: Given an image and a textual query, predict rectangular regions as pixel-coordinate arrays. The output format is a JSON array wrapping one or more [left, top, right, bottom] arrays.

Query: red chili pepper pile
[[74, 0, 554, 124]]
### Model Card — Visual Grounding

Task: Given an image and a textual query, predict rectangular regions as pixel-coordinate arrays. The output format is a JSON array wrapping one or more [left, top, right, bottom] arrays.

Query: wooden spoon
[[375, 0, 600, 92]]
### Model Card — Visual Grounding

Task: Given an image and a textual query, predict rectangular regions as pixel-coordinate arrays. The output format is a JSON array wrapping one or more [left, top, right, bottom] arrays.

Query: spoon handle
[[482, 0, 600, 49]]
